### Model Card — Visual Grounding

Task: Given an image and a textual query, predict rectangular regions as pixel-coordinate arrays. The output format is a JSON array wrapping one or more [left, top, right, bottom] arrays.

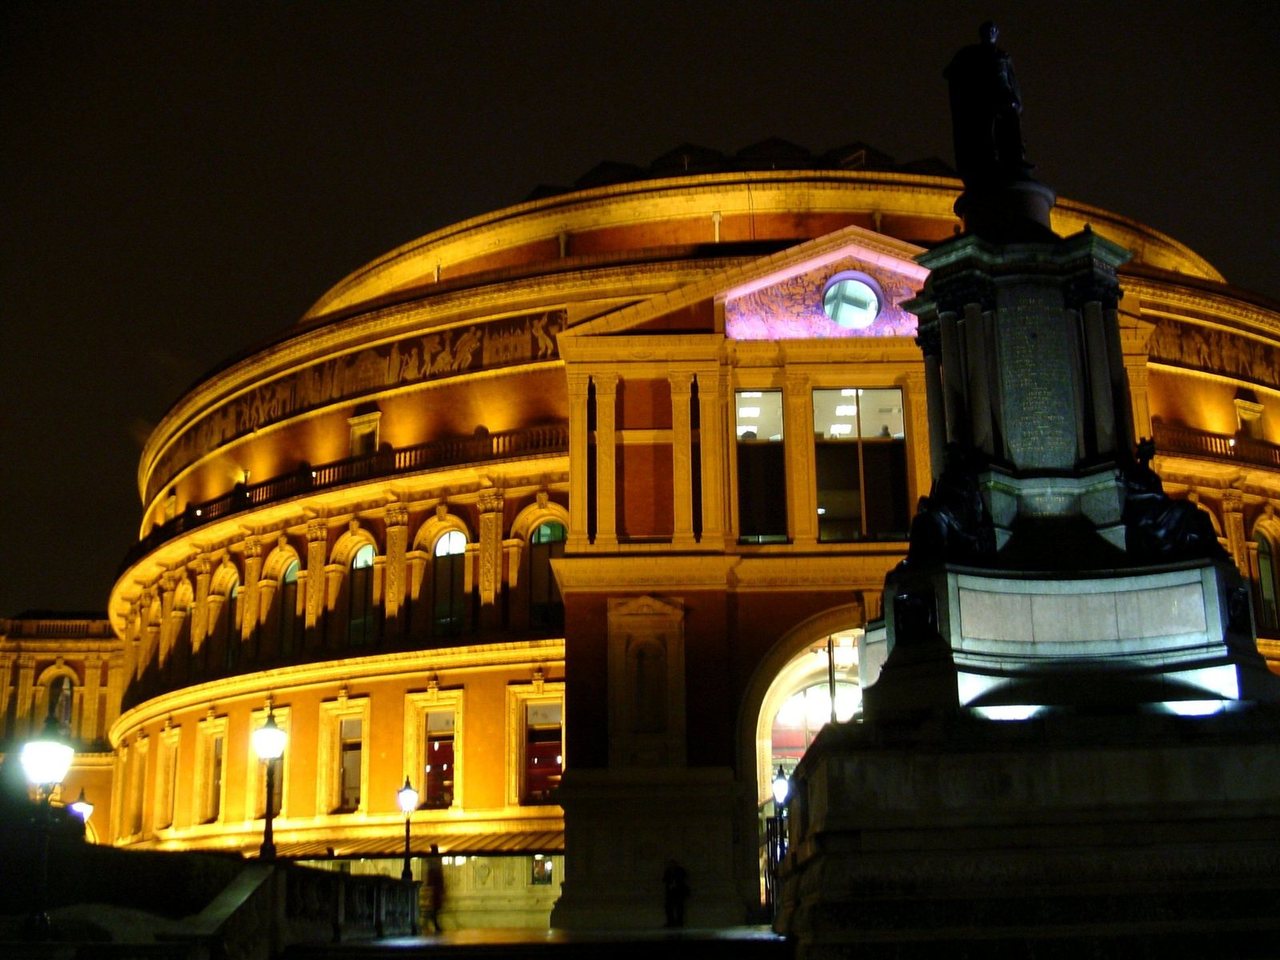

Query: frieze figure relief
[[147, 310, 566, 502]]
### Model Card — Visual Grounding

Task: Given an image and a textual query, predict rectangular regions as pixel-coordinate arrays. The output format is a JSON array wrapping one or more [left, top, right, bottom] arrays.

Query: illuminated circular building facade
[[98, 142, 1280, 927]]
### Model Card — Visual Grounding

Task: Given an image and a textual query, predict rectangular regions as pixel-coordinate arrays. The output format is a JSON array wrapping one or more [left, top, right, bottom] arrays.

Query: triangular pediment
[[562, 222, 927, 341]]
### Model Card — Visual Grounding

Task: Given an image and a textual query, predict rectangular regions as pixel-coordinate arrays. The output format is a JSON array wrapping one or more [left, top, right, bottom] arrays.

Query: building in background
[[3, 142, 1279, 927]]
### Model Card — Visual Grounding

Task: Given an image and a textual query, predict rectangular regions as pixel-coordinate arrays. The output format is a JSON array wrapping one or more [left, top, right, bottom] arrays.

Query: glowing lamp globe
[[252, 712, 287, 761], [397, 777, 419, 814], [21, 717, 74, 788], [69, 788, 95, 823], [771, 765, 790, 806]]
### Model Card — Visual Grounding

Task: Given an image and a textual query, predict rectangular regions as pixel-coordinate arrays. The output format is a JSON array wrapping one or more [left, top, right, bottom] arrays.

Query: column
[[785, 372, 815, 544], [1222, 489, 1248, 575], [595, 373, 619, 548], [478, 490, 505, 620], [566, 373, 592, 552], [670, 372, 696, 547], [82, 655, 103, 742], [384, 503, 409, 638], [241, 536, 264, 644], [305, 519, 330, 651], [696, 368, 729, 549]]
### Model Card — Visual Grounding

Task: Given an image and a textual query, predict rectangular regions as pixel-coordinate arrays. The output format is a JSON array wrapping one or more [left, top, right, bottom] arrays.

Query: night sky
[[2, 1, 1277, 616]]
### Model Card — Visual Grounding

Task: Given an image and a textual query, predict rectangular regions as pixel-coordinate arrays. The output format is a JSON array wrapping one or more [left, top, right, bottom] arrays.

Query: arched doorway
[[743, 611, 866, 908]]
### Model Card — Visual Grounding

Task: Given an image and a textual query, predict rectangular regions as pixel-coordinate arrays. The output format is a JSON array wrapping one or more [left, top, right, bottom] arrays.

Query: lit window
[[736, 390, 787, 543], [812, 388, 910, 542], [423, 710, 455, 808], [202, 733, 224, 824], [336, 717, 363, 813], [278, 560, 301, 657], [822, 274, 882, 330], [523, 702, 563, 805], [529, 521, 566, 630], [1258, 535, 1279, 631], [433, 531, 467, 637], [348, 544, 376, 646]]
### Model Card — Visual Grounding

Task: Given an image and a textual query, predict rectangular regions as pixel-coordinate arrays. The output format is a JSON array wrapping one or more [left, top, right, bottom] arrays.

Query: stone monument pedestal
[[775, 709, 1280, 958]]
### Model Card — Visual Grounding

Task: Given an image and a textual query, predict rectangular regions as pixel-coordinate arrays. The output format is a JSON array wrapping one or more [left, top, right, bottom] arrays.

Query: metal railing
[[1153, 420, 1280, 470], [122, 422, 569, 571]]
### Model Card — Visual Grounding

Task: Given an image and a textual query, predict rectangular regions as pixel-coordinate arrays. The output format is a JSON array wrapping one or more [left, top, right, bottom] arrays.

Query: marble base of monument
[[774, 709, 1280, 958]]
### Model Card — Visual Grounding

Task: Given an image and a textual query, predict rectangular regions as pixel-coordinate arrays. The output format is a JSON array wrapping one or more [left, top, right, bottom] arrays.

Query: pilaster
[[696, 368, 729, 549], [566, 373, 592, 552], [669, 372, 696, 547], [594, 373, 619, 549]]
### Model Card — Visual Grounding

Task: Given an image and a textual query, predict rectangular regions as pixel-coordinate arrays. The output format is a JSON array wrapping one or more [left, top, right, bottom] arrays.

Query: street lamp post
[[251, 708, 287, 860], [20, 715, 75, 939], [397, 777, 419, 881], [397, 777, 419, 935], [766, 765, 791, 919]]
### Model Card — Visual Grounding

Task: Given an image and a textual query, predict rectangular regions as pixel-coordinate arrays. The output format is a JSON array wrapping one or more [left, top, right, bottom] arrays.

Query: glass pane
[[735, 390, 783, 441]]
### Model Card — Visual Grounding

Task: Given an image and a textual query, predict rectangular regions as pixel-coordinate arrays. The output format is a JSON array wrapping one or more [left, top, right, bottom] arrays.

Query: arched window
[[207, 574, 240, 674], [433, 530, 467, 638], [47, 674, 75, 731], [529, 520, 566, 630], [348, 544, 376, 646], [223, 582, 242, 672], [278, 560, 301, 657], [1258, 535, 1279, 632]]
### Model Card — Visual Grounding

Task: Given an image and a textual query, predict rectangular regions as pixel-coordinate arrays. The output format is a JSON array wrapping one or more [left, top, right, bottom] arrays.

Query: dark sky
[[2, 1, 1277, 616]]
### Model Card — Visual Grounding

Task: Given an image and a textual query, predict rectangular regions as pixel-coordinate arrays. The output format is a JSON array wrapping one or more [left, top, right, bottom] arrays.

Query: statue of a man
[[944, 22, 1029, 186]]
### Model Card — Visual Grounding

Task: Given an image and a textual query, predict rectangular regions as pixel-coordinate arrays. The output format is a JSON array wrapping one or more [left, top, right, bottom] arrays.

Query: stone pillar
[[696, 369, 729, 549], [191, 558, 212, 654], [304, 520, 329, 634], [15, 654, 35, 737], [566, 373, 592, 552], [82, 654, 103, 743], [670, 372, 696, 547], [786, 371, 815, 544], [241, 537, 264, 644], [594, 373, 619, 548], [384, 503, 409, 638], [1222, 489, 1248, 575], [478, 490, 505, 627], [158, 572, 178, 666]]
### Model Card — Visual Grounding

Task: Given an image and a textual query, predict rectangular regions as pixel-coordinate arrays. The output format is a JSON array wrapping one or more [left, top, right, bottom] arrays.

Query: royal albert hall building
[[6, 141, 1280, 928]]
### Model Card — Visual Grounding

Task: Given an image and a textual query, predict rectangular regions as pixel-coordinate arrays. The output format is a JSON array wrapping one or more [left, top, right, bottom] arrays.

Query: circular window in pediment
[[822, 273, 882, 330]]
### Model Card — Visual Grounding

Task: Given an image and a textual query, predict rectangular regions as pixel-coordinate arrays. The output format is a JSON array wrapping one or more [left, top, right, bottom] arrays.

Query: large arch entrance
[[737, 604, 867, 910]]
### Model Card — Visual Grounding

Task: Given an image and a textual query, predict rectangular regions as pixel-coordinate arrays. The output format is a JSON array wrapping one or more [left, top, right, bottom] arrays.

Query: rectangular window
[[812, 388, 909, 541], [156, 734, 178, 830], [337, 717, 362, 813], [424, 710, 455, 808], [736, 390, 787, 542], [320, 697, 369, 816], [523, 702, 563, 805], [205, 734, 224, 823]]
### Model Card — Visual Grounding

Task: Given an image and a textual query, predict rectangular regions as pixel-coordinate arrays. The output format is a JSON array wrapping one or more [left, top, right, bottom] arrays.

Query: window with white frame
[[155, 727, 179, 830], [196, 717, 227, 824], [812, 388, 910, 541], [506, 682, 565, 807], [736, 390, 787, 542], [319, 696, 370, 815], [248, 706, 290, 820], [405, 688, 463, 811], [523, 701, 563, 805]]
